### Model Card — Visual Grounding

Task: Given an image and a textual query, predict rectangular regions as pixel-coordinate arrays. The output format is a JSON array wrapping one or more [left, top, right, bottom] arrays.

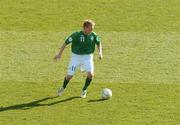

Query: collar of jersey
[[81, 31, 92, 36]]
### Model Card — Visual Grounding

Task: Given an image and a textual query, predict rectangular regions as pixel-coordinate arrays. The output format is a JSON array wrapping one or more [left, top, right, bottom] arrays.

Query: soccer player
[[54, 19, 103, 98]]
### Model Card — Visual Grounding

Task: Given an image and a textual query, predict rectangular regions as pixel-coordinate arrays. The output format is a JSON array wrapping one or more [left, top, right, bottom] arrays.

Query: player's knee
[[66, 75, 73, 81], [87, 72, 94, 79]]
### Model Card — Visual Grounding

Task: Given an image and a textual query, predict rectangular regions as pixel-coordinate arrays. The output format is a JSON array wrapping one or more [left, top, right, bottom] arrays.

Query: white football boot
[[80, 90, 87, 98], [58, 87, 65, 96]]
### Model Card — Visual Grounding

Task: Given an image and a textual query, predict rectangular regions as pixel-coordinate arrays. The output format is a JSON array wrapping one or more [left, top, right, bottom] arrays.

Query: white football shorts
[[67, 53, 94, 75]]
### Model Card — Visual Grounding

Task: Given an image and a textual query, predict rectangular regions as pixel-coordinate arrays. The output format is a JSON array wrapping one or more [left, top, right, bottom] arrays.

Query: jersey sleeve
[[94, 34, 101, 45], [65, 32, 77, 44]]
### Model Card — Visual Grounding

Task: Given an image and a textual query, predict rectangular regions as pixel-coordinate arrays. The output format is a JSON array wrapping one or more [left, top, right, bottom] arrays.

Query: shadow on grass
[[0, 96, 80, 112], [88, 98, 108, 102]]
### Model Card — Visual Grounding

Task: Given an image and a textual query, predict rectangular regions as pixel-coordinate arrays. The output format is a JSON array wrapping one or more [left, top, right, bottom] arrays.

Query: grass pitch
[[0, 0, 180, 125]]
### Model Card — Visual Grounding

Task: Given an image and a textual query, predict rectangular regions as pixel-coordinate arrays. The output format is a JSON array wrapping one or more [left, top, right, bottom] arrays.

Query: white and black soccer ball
[[101, 88, 112, 99]]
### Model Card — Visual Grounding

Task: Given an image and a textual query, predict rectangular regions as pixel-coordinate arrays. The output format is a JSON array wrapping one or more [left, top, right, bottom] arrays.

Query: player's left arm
[[97, 42, 103, 60], [94, 33, 102, 60]]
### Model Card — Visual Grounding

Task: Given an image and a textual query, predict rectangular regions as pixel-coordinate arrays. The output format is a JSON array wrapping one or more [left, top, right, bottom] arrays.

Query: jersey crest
[[90, 36, 94, 41]]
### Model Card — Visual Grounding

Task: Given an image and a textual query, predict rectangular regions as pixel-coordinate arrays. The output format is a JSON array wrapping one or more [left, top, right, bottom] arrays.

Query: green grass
[[0, 82, 179, 125], [0, 0, 180, 125], [0, 0, 180, 32], [0, 31, 179, 84]]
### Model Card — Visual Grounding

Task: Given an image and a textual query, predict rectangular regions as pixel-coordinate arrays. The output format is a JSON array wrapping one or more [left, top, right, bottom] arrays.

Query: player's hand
[[99, 53, 103, 60], [53, 54, 61, 61]]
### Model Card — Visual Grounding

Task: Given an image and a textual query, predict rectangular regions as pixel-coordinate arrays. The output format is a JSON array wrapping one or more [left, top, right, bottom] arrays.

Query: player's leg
[[62, 75, 73, 88], [58, 75, 73, 96], [81, 54, 94, 98], [58, 53, 79, 96], [82, 72, 94, 91]]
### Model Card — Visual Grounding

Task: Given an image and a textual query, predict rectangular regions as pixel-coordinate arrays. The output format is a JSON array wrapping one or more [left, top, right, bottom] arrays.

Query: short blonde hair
[[83, 19, 95, 28]]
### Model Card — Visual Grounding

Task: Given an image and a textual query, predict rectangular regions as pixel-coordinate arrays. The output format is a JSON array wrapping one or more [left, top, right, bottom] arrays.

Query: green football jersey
[[65, 31, 100, 55]]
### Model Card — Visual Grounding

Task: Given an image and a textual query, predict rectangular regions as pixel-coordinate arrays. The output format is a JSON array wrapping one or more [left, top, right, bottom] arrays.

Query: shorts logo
[[71, 66, 76, 71]]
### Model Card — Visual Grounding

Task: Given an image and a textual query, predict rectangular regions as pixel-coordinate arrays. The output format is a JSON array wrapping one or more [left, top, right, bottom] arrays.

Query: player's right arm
[[53, 43, 68, 61], [53, 32, 75, 61]]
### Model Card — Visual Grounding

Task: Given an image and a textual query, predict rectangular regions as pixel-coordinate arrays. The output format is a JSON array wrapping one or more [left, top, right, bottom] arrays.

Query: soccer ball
[[101, 88, 112, 99]]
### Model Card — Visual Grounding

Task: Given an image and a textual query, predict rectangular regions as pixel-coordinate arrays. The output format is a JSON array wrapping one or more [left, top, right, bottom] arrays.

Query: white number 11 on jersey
[[80, 35, 85, 42]]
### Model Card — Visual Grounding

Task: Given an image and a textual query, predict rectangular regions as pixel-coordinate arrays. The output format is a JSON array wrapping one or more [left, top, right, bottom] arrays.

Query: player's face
[[84, 25, 93, 35]]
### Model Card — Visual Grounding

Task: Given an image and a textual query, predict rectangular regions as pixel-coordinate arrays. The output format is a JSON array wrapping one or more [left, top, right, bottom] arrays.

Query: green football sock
[[62, 77, 69, 88], [82, 77, 92, 91]]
